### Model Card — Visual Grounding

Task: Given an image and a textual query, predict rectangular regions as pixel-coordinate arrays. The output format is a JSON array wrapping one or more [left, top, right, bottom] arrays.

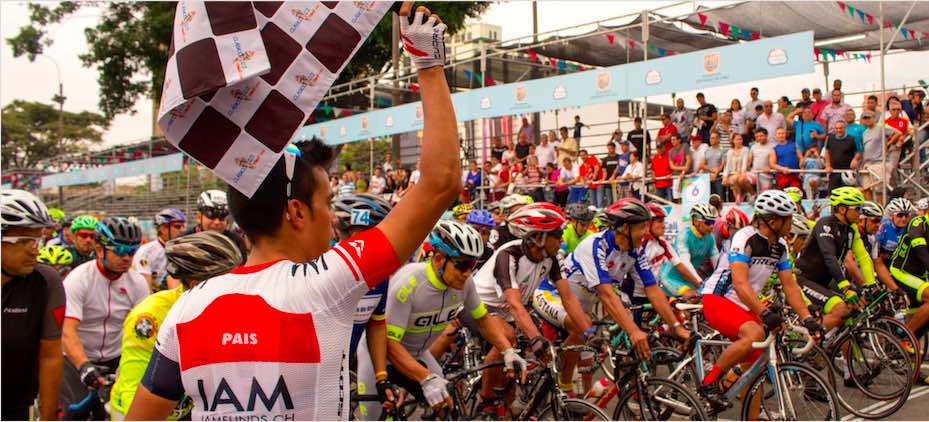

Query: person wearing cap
[[860, 109, 904, 203], [810, 87, 829, 122], [796, 87, 813, 109]]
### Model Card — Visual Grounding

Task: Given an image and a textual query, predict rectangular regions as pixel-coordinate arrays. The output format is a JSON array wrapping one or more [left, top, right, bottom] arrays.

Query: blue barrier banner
[[299, 31, 814, 145], [41, 153, 185, 189]]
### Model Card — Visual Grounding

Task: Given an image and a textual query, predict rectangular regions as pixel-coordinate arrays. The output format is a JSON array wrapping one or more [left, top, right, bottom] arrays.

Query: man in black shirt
[[515, 133, 531, 164], [601, 142, 621, 205], [491, 136, 507, 162], [626, 117, 651, 156], [695, 92, 718, 143], [573, 115, 590, 146], [823, 121, 862, 191], [796, 88, 813, 110], [1, 189, 65, 421]]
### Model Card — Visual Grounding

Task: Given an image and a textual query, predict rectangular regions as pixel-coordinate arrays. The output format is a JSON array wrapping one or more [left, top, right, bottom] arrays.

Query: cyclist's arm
[[126, 384, 178, 421], [873, 258, 899, 290], [503, 288, 542, 339], [850, 225, 875, 286], [908, 220, 929, 269], [377, 67, 461, 262], [62, 318, 90, 369], [387, 340, 430, 382], [366, 293, 389, 380], [384, 272, 429, 381], [38, 339, 62, 421], [730, 261, 766, 316], [666, 241, 701, 287], [811, 220, 847, 283], [594, 284, 638, 334], [643, 284, 681, 329], [844, 253, 865, 287], [474, 315, 512, 353], [129, 296, 186, 420], [776, 249, 811, 319]]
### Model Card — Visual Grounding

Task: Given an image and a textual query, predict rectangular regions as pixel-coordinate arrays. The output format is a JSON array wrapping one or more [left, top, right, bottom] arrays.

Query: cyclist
[[451, 202, 474, 223], [109, 231, 241, 420], [713, 206, 749, 255], [889, 202, 929, 352], [64, 214, 99, 269], [182, 189, 248, 262], [128, 9, 464, 417], [37, 244, 74, 277], [330, 193, 404, 417], [492, 194, 532, 247], [795, 187, 873, 334], [878, 197, 917, 266], [555, 198, 688, 394], [639, 203, 701, 300], [61, 216, 149, 419], [472, 203, 590, 400], [856, 201, 903, 296], [1, 189, 65, 421], [132, 208, 187, 292], [917, 198, 929, 214], [662, 203, 718, 293], [363, 221, 526, 419], [465, 209, 496, 267], [699, 190, 819, 411], [561, 203, 594, 255], [45, 207, 66, 245]]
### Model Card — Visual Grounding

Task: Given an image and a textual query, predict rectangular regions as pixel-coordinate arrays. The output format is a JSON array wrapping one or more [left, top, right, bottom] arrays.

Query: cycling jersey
[[1, 264, 65, 412], [472, 240, 563, 309], [110, 286, 190, 419], [141, 228, 400, 421], [795, 215, 856, 286], [350, 281, 387, 357], [63, 245, 95, 269], [63, 260, 150, 361], [638, 235, 690, 297], [385, 262, 487, 358], [701, 226, 791, 311], [563, 231, 656, 307], [663, 226, 718, 286], [890, 216, 929, 305], [877, 218, 907, 264], [561, 224, 592, 255], [132, 240, 168, 289]]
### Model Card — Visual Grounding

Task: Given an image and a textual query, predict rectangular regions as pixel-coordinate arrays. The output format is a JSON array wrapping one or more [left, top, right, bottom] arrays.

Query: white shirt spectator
[[368, 175, 386, 194], [670, 108, 694, 138], [756, 112, 786, 138], [410, 169, 421, 185], [690, 143, 709, 173], [730, 109, 748, 136], [535, 142, 557, 168], [745, 99, 764, 115], [621, 161, 645, 191]]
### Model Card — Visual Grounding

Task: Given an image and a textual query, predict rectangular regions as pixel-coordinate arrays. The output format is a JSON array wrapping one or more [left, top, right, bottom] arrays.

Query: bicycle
[[66, 373, 116, 421]]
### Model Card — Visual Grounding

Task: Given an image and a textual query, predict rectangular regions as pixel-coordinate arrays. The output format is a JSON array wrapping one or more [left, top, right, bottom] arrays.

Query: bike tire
[[834, 326, 913, 401], [650, 347, 699, 389], [538, 397, 610, 421], [872, 316, 923, 382], [741, 362, 839, 421], [612, 377, 709, 421]]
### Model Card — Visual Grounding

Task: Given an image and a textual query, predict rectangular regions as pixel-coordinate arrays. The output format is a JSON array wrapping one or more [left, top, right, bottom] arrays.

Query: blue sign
[[299, 31, 814, 145], [41, 153, 185, 189]]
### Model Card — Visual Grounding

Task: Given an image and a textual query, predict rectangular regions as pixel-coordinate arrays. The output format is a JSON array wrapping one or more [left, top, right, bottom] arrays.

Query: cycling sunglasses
[[168, 222, 186, 231], [702, 219, 717, 226], [75, 231, 95, 240], [451, 257, 478, 273], [107, 242, 140, 257], [895, 212, 911, 219], [1, 235, 45, 249], [201, 208, 229, 220]]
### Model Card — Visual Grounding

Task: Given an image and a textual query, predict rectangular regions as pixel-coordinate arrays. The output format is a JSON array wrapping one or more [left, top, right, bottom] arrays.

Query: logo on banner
[[415, 106, 423, 121], [703, 53, 720, 74], [231, 36, 256, 79], [319, 126, 327, 138], [767, 48, 788, 65], [339, 126, 346, 136], [596, 72, 612, 92], [179, 6, 196, 42], [361, 116, 369, 130], [645, 70, 662, 85], [553, 85, 567, 100], [480, 96, 491, 109], [385, 115, 394, 127], [290, 5, 320, 33], [233, 150, 266, 183], [228, 83, 258, 117], [293, 71, 322, 102], [350, 209, 370, 226], [515, 86, 528, 104]]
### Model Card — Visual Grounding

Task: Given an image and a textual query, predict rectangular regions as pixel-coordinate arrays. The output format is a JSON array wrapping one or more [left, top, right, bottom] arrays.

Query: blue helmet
[[95, 217, 142, 246], [155, 208, 187, 226], [332, 194, 392, 228], [466, 209, 496, 228]]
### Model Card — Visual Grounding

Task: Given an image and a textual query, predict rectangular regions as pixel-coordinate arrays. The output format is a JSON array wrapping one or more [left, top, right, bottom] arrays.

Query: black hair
[[228, 138, 335, 241], [560, 126, 568, 132], [754, 127, 768, 136], [751, 87, 759, 93], [634, 117, 642, 123], [696, 92, 705, 98]]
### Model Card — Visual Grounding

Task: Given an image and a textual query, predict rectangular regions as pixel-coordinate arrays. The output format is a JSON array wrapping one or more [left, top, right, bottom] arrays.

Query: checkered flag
[[157, 1, 392, 197]]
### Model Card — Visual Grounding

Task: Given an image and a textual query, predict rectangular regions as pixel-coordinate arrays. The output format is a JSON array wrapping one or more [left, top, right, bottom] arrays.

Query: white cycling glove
[[503, 348, 528, 374], [400, 11, 447, 70], [420, 373, 450, 407]]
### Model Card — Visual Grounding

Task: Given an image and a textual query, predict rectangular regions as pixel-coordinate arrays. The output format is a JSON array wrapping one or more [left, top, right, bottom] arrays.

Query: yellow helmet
[[829, 186, 864, 207]]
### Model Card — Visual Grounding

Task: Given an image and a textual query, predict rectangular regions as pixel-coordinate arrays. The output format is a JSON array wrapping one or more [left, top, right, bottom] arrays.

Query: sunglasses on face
[[895, 213, 911, 219], [702, 219, 717, 226], [75, 231, 95, 240], [202, 209, 229, 220], [2, 235, 45, 249], [450, 257, 478, 273], [107, 242, 140, 257], [548, 229, 565, 239], [169, 222, 186, 231]]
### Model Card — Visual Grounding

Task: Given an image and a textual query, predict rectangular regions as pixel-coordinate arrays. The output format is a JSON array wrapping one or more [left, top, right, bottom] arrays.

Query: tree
[[1, 100, 109, 170], [337, 138, 393, 177], [8, 2, 487, 121]]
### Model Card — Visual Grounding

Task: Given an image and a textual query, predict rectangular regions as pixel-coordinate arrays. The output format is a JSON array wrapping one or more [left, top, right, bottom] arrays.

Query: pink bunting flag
[[698, 13, 708, 27], [750, 32, 760, 40], [866, 14, 874, 25], [410, 83, 419, 94], [549, 57, 557, 68], [719, 22, 729, 35], [837, 50, 844, 56], [909, 29, 917, 40], [628, 39, 637, 49], [527, 50, 538, 62], [814, 47, 821, 59], [485, 76, 495, 86], [577, 65, 586, 71], [607, 34, 615, 45], [836, 1, 846, 12], [866, 53, 872, 62]]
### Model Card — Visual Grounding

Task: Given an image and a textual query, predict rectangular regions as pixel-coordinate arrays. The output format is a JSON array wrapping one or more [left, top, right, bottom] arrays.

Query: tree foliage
[[1, 100, 109, 169], [337, 138, 393, 176], [8, 2, 488, 121]]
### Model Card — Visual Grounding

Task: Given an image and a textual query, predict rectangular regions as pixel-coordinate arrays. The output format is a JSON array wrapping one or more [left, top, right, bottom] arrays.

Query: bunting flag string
[[814, 46, 871, 63], [833, 1, 929, 40], [696, 13, 762, 41], [461, 70, 497, 86], [601, 32, 677, 56], [522, 49, 590, 74]]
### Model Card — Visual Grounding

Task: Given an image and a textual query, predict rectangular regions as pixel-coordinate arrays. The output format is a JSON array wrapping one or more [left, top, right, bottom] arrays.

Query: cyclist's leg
[[557, 283, 596, 394], [891, 267, 929, 338], [60, 358, 88, 420], [798, 275, 846, 332], [700, 294, 765, 385], [355, 335, 382, 421], [466, 311, 514, 407]]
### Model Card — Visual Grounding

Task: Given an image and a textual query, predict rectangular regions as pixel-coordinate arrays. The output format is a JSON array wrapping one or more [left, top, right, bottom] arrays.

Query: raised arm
[[377, 4, 461, 261]]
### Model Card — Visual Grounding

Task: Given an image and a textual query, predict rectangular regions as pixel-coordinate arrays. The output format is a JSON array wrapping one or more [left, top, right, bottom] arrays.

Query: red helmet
[[507, 203, 566, 239], [646, 203, 667, 219], [602, 198, 652, 227], [725, 207, 749, 230]]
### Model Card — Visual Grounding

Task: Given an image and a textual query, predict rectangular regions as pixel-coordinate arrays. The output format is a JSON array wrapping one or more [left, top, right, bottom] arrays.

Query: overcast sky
[[2, 1, 927, 151]]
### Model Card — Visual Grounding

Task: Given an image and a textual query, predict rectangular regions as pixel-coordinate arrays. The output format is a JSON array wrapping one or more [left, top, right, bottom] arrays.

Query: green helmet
[[784, 187, 803, 203], [70, 215, 98, 233], [37, 245, 73, 266], [48, 208, 65, 222], [830, 186, 864, 207]]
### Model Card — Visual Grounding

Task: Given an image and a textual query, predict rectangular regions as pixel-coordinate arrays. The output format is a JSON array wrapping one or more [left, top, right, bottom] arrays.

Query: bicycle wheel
[[651, 347, 698, 389], [537, 397, 610, 421], [836, 326, 913, 400], [612, 378, 709, 421], [871, 316, 923, 382], [741, 362, 839, 421]]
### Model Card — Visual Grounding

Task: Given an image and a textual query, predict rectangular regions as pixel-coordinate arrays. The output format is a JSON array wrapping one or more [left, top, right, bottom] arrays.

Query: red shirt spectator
[[578, 151, 602, 188], [884, 116, 909, 135], [652, 146, 673, 189], [658, 115, 678, 142]]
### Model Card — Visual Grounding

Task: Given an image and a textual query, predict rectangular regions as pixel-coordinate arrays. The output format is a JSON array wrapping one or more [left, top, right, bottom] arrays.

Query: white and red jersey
[[63, 260, 150, 361], [143, 228, 400, 421]]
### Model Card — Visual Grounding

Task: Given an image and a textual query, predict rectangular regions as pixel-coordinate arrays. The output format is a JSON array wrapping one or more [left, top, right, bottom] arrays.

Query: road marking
[[841, 386, 929, 420]]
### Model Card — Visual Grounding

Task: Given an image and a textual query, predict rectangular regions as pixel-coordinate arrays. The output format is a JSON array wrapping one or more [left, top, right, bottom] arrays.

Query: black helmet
[[565, 203, 594, 223], [95, 217, 142, 245], [602, 198, 652, 227], [332, 193, 392, 229], [165, 231, 242, 282]]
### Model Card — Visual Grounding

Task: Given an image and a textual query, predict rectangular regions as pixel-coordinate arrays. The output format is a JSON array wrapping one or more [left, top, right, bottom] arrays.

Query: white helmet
[[860, 201, 884, 218], [791, 214, 812, 236], [755, 190, 797, 217], [886, 197, 916, 215], [840, 170, 858, 187], [429, 220, 484, 259], [690, 203, 720, 221], [499, 194, 530, 212], [197, 189, 228, 210], [1, 189, 54, 230], [917, 198, 929, 211]]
